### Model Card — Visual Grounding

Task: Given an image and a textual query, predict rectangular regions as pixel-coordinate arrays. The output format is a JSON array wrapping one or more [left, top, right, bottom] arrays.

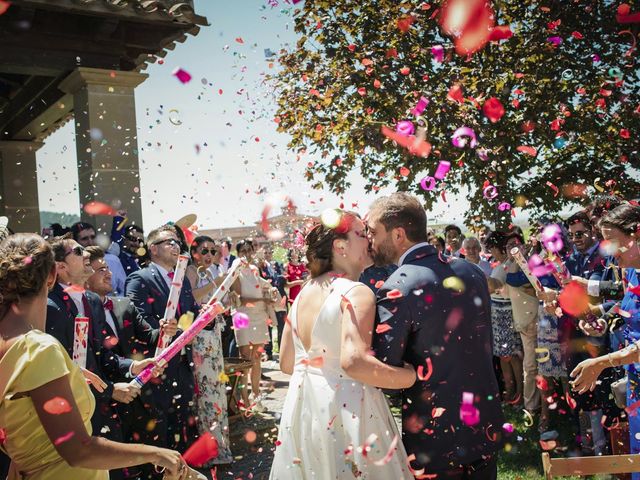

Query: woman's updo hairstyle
[[0, 234, 55, 319], [305, 209, 358, 278], [599, 203, 640, 236]]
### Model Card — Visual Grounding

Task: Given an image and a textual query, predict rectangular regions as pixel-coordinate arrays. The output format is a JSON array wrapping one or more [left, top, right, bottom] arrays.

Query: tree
[[270, 0, 640, 228]]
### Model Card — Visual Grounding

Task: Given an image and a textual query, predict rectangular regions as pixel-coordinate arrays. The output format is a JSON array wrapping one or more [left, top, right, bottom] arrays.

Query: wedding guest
[[185, 236, 233, 467], [125, 225, 199, 453], [462, 236, 492, 276], [444, 224, 465, 257], [46, 236, 139, 466], [219, 240, 236, 274], [504, 232, 541, 414], [84, 246, 171, 479], [428, 234, 446, 253], [478, 225, 492, 260], [108, 211, 144, 277], [285, 248, 308, 304], [0, 233, 188, 480], [485, 231, 524, 405], [258, 245, 287, 359], [71, 222, 127, 296], [231, 239, 273, 412]]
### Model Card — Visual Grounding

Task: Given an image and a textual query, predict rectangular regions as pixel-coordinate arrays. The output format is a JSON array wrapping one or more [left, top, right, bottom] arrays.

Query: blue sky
[[36, 0, 470, 231]]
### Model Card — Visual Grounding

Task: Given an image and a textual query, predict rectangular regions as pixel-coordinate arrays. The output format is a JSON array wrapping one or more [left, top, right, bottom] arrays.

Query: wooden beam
[[542, 453, 640, 477]]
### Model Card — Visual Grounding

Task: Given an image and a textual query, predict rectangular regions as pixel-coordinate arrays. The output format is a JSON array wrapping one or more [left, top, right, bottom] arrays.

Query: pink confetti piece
[[395, 120, 415, 137], [172, 67, 192, 84], [434, 160, 450, 180], [431, 45, 444, 62], [482, 184, 498, 200], [460, 392, 480, 426], [451, 126, 477, 148], [420, 176, 436, 191], [541, 224, 563, 253], [54, 431, 75, 446], [411, 96, 429, 116], [232, 312, 249, 329], [417, 357, 433, 381], [498, 202, 511, 211]]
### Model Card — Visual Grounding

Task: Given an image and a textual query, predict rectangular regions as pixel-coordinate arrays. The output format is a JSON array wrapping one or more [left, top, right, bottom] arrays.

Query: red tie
[[167, 271, 175, 280], [103, 298, 114, 311]]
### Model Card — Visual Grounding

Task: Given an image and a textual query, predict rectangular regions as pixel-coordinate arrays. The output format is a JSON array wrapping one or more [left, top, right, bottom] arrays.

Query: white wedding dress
[[270, 278, 413, 479]]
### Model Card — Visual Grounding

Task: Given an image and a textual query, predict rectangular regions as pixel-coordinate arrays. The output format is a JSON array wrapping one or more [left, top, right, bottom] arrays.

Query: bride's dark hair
[[305, 210, 359, 278]]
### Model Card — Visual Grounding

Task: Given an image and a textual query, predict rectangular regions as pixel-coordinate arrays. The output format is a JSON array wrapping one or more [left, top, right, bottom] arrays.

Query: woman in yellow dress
[[0, 233, 190, 480]]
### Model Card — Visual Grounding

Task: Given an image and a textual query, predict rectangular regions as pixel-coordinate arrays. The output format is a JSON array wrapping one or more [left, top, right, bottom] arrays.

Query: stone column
[[0, 140, 43, 233], [59, 67, 148, 235]]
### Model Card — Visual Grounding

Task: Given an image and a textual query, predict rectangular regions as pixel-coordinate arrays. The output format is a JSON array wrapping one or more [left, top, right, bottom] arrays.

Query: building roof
[[0, 0, 207, 141]]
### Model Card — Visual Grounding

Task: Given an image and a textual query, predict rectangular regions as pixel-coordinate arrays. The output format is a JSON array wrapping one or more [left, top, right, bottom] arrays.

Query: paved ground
[[197, 359, 289, 480]]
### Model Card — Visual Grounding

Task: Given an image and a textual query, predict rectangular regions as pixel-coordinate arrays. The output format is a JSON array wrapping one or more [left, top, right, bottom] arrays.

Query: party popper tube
[[131, 258, 245, 389], [155, 254, 190, 356], [72, 316, 89, 369], [510, 247, 544, 294]]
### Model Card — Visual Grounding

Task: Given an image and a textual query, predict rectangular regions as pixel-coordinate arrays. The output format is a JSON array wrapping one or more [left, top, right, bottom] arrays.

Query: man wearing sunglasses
[[46, 236, 141, 479], [107, 211, 145, 277], [71, 221, 128, 297], [125, 225, 200, 454]]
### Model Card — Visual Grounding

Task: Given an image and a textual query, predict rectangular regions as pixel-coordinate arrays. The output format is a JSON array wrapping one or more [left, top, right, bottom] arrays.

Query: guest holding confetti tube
[[0, 234, 190, 480]]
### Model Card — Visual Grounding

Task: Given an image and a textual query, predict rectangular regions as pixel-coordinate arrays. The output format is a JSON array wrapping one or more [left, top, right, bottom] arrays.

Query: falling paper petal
[[83, 201, 116, 216], [172, 67, 192, 84], [183, 432, 219, 467], [451, 127, 477, 148]]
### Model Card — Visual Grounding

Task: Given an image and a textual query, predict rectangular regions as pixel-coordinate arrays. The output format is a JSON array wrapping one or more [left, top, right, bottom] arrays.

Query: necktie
[[167, 271, 175, 280], [103, 298, 114, 311]]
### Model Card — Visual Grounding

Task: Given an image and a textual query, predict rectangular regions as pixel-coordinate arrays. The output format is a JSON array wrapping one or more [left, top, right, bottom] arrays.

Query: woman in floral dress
[[186, 236, 233, 466]]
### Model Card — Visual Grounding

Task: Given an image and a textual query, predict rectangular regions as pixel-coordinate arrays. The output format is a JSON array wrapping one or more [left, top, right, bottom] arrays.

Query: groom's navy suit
[[372, 244, 505, 476], [125, 263, 199, 452]]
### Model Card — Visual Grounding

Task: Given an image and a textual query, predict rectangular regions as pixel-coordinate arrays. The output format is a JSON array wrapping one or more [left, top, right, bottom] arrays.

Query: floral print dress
[[192, 271, 233, 465]]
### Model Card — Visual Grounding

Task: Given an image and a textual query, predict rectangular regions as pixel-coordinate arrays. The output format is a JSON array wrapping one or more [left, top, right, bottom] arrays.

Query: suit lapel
[[52, 283, 79, 318], [150, 264, 170, 298]]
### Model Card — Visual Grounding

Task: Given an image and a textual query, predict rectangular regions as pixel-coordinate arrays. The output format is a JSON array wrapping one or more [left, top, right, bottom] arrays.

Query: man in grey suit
[[367, 193, 505, 479]]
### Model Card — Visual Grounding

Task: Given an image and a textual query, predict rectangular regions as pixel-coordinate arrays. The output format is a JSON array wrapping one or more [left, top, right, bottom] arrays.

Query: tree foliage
[[270, 0, 640, 227]]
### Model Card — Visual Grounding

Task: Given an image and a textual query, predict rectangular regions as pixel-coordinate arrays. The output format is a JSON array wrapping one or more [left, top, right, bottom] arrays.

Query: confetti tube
[[510, 247, 544, 294], [155, 254, 190, 356], [72, 316, 89, 369], [545, 253, 571, 285], [131, 258, 246, 389]]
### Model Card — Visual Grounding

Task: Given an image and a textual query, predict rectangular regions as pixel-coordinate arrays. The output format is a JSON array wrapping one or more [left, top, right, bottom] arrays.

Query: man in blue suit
[[367, 193, 505, 479], [125, 225, 199, 454]]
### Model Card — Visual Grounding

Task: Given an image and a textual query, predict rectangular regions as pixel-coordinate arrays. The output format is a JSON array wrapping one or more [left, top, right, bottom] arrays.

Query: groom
[[367, 193, 505, 479]]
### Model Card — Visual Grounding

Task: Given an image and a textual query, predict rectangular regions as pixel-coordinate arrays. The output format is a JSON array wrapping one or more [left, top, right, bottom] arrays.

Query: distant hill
[[40, 211, 80, 228]]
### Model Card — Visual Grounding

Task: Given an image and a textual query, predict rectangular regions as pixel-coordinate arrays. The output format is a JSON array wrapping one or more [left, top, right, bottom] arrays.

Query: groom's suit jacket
[[372, 244, 505, 473]]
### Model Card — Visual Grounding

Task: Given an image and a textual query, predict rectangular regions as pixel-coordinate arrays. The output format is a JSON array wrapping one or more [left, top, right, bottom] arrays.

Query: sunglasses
[[65, 245, 85, 257], [125, 235, 144, 243], [199, 248, 217, 256], [153, 238, 179, 248], [567, 231, 589, 239]]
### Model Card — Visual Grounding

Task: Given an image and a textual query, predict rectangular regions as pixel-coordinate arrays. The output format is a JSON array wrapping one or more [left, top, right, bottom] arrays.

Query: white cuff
[[127, 361, 135, 379], [587, 279, 600, 297]]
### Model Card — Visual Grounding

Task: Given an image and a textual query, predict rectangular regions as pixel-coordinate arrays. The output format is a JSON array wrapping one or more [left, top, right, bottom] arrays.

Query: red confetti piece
[[482, 97, 505, 123], [417, 357, 434, 381], [381, 126, 432, 158], [440, 0, 495, 56], [83, 201, 116, 216], [300, 356, 324, 368], [375, 323, 392, 334], [565, 391, 577, 410], [386, 289, 403, 300], [489, 25, 513, 41], [235, 37, 244, 44], [43, 396, 72, 415], [558, 281, 589, 317], [447, 84, 464, 103], [399, 166, 410, 177], [0, 1, 10, 15], [374, 280, 385, 289], [546, 181, 559, 197], [539, 439, 557, 451], [397, 15, 415, 33], [372, 434, 399, 466], [183, 432, 219, 467], [628, 284, 640, 296], [516, 146, 537, 157]]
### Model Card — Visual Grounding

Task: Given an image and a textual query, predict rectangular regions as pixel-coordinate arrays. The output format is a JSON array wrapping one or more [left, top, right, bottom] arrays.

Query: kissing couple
[[270, 192, 505, 480]]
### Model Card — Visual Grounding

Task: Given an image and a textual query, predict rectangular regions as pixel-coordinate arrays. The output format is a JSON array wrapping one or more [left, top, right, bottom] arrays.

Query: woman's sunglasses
[[199, 248, 217, 256], [65, 245, 85, 257]]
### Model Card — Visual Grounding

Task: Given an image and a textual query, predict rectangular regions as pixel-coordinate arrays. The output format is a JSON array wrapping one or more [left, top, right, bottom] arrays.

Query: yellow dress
[[0, 330, 108, 479]]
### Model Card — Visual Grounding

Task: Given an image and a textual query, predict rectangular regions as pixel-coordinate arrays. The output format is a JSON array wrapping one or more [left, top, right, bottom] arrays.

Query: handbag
[[611, 375, 628, 410], [162, 466, 207, 480]]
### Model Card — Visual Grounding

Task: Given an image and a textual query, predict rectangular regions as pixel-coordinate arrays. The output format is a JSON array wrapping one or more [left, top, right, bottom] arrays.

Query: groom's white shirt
[[397, 242, 430, 266]]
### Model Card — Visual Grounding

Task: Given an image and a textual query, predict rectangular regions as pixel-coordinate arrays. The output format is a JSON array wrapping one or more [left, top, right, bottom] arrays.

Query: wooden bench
[[542, 452, 640, 479]]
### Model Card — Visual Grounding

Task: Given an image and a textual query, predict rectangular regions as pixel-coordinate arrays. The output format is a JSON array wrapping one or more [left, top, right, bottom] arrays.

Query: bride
[[270, 210, 416, 479]]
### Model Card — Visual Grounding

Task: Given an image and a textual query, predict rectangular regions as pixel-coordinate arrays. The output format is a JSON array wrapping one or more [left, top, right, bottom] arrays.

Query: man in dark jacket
[[125, 225, 200, 453], [367, 193, 505, 479]]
